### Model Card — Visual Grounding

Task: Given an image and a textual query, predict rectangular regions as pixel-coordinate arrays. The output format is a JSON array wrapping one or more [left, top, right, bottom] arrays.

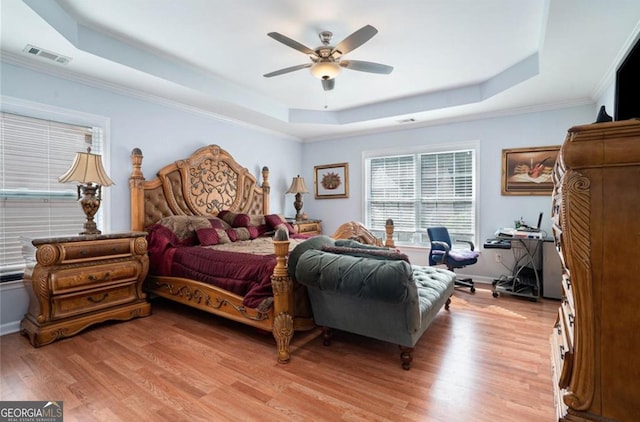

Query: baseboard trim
[[1, 321, 21, 336]]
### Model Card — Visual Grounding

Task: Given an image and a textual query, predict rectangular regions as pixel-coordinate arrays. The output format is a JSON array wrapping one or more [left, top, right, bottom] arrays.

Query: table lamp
[[58, 146, 114, 235], [286, 175, 309, 221]]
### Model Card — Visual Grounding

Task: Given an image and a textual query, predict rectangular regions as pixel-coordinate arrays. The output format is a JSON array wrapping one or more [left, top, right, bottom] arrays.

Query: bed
[[128, 144, 393, 363]]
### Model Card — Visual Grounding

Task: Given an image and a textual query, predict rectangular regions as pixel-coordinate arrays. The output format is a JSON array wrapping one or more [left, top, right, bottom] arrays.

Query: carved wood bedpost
[[261, 166, 270, 214], [130, 148, 145, 232], [271, 229, 293, 364], [385, 218, 395, 248]]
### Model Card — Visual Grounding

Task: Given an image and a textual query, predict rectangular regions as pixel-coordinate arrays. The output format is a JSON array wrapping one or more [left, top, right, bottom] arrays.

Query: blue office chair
[[427, 227, 479, 293]]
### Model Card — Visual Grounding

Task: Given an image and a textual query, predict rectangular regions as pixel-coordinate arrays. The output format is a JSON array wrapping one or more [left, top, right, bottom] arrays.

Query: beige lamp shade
[[58, 149, 114, 186], [286, 175, 309, 194]]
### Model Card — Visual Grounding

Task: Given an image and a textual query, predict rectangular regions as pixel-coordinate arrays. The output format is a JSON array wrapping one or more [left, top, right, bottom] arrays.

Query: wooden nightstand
[[289, 219, 322, 236], [20, 232, 151, 347]]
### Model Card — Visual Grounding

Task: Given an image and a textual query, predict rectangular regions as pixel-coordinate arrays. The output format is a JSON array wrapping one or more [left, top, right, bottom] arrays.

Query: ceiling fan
[[263, 24, 393, 91]]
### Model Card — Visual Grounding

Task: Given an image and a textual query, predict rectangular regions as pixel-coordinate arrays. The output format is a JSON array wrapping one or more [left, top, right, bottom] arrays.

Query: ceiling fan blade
[[263, 63, 312, 78], [321, 78, 335, 91], [267, 32, 316, 56], [340, 60, 393, 74], [331, 25, 378, 57]]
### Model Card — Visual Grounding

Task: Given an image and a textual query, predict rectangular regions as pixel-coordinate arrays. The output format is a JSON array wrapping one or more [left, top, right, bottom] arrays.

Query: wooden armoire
[[550, 119, 640, 421]]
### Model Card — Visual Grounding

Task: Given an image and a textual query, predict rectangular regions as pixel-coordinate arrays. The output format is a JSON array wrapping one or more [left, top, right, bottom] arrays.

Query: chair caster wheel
[[492, 291, 499, 298], [470, 286, 476, 293]]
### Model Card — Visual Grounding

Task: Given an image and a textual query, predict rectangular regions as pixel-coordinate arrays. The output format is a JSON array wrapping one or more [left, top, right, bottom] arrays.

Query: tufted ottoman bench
[[294, 247, 456, 370]]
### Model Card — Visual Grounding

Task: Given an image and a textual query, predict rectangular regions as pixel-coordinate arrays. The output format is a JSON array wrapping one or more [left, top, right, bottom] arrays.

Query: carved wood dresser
[[550, 119, 640, 421], [20, 232, 151, 347]]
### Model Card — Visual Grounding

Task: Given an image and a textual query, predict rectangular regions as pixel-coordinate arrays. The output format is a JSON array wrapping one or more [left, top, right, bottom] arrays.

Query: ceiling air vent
[[23, 44, 71, 65]]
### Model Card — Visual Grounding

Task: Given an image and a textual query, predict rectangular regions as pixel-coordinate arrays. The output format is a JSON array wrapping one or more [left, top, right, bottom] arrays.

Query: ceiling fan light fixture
[[310, 61, 341, 80]]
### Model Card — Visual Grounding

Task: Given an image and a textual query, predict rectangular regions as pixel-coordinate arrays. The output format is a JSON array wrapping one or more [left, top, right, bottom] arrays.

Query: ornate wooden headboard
[[129, 145, 270, 231]]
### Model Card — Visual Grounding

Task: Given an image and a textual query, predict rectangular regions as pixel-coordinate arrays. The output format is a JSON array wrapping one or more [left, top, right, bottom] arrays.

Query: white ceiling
[[2, 0, 640, 141]]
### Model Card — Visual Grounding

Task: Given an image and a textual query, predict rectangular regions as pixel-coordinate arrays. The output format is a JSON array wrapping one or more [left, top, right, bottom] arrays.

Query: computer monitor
[[535, 212, 543, 230], [520, 212, 543, 232]]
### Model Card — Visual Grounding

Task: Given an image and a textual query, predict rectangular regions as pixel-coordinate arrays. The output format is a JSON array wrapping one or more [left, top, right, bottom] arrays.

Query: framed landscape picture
[[501, 145, 560, 195], [314, 163, 349, 199]]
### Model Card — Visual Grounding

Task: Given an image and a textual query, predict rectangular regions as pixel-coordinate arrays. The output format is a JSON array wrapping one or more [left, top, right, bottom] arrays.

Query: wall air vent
[[23, 44, 71, 65]]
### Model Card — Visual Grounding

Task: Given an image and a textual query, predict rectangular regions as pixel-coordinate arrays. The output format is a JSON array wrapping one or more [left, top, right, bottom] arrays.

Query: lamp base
[[293, 193, 304, 221], [78, 184, 102, 236]]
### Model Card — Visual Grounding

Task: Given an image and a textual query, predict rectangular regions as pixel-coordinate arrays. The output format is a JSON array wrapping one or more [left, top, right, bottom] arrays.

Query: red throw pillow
[[218, 210, 251, 228], [197, 228, 220, 246], [265, 214, 296, 235]]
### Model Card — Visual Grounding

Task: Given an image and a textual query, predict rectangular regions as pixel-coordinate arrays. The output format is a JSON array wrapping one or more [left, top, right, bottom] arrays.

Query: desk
[[489, 236, 543, 301]]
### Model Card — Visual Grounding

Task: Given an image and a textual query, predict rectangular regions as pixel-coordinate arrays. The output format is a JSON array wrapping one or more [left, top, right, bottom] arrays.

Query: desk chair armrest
[[454, 239, 475, 251], [430, 240, 451, 265]]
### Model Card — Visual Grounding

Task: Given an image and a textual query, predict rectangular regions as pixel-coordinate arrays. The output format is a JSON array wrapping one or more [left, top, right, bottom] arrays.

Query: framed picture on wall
[[501, 145, 560, 195], [314, 163, 349, 199]]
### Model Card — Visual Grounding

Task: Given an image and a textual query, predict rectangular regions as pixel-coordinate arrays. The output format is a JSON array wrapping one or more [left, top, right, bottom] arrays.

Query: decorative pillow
[[321, 245, 410, 263], [214, 228, 231, 244], [247, 214, 271, 236], [197, 227, 220, 246], [189, 216, 214, 231], [248, 214, 266, 227], [208, 217, 232, 230], [218, 210, 251, 228], [265, 214, 297, 235], [155, 216, 197, 246]]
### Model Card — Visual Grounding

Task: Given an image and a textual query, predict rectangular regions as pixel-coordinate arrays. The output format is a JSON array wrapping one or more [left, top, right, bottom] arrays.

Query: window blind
[[366, 148, 476, 246], [0, 112, 103, 279]]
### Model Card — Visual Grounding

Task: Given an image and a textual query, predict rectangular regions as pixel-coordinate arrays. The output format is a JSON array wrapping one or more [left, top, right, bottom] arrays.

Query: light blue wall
[[0, 60, 302, 334], [0, 61, 304, 232], [300, 105, 595, 274], [301, 106, 594, 236]]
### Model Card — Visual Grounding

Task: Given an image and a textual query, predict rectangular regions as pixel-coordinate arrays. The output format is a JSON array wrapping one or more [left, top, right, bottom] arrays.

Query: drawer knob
[[87, 293, 109, 303], [88, 272, 110, 282]]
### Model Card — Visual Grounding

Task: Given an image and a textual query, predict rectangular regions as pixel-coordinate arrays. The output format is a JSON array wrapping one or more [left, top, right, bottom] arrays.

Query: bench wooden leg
[[399, 346, 414, 370], [321, 326, 333, 346], [445, 296, 452, 310]]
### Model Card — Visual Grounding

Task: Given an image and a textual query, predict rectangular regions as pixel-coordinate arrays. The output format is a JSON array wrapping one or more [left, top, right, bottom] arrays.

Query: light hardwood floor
[[1, 287, 558, 421]]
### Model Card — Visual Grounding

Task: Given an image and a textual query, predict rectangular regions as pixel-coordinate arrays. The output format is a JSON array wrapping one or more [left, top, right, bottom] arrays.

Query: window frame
[[1, 96, 111, 282], [363, 140, 480, 248]]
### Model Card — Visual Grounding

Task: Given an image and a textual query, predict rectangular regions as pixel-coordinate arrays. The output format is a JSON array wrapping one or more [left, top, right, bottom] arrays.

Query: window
[[365, 143, 477, 247], [0, 111, 105, 281]]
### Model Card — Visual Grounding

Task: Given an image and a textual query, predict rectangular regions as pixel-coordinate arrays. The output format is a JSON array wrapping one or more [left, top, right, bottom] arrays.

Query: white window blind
[[366, 147, 476, 246], [0, 112, 103, 280]]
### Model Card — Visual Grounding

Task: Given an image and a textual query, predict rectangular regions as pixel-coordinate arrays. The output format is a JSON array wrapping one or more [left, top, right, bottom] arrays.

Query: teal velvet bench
[[290, 236, 456, 369]]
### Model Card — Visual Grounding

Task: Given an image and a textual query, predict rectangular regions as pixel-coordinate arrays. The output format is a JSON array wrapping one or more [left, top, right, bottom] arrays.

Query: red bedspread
[[170, 246, 277, 308], [146, 223, 309, 309]]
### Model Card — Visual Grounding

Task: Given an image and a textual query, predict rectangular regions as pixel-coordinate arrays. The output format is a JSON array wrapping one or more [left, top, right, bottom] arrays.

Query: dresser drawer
[[553, 308, 574, 389], [561, 274, 574, 312], [51, 260, 142, 294], [60, 238, 138, 263], [51, 283, 138, 320], [560, 295, 575, 345], [297, 222, 321, 234]]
